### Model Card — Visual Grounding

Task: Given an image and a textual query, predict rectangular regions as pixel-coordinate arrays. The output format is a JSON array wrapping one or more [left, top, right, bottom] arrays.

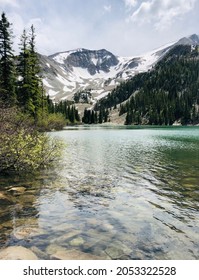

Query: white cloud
[[0, 0, 19, 7], [129, 0, 196, 30], [103, 4, 112, 13], [124, 0, 138, 8]]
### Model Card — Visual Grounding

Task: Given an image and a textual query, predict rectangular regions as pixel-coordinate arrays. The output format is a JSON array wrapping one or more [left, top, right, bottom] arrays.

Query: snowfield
[[41, 39, 179, 102]]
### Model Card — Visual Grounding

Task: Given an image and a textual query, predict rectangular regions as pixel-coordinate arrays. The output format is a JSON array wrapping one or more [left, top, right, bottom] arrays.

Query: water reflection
[[0, 127, 199, 259]]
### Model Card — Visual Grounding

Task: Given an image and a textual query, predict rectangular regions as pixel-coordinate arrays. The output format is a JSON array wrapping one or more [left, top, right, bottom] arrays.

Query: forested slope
[[97, 45, 199, 125]]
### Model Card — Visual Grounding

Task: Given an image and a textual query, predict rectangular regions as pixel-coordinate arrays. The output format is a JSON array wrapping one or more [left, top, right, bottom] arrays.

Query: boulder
[[0, 246, 38, 260]]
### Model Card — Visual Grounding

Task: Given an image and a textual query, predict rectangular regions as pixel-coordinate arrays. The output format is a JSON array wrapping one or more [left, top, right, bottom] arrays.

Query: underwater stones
[[105, 246, 124, 259], [0, 192, 14, 205], [105, 241, 132, 259], [13, 226, 46, 240], [46, 244, 66, 255], [50, 230, 81, 244], [8, 186, 26, 195], [69, 236, 85, 246], [46, 243, 104, 260], [18, 194, 35, 204], [0, 246, 38, 260], [102, 223, 114, 231], [31, 246, 49, 259], [51, 248, 103, 260]]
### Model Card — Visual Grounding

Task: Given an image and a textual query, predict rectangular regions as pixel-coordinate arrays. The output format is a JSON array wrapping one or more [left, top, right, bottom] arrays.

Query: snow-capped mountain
[[39, 34, 199, 102]]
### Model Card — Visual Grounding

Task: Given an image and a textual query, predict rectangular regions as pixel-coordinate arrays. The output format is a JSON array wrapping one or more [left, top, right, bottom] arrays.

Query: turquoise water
[[0, 127, 199, 259]]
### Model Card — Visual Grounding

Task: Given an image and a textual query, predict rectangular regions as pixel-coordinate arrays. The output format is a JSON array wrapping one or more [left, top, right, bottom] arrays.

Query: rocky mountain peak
[[176, 34, 199, 46], [50, 48, 119, 75], [40, 33, 199, 102]]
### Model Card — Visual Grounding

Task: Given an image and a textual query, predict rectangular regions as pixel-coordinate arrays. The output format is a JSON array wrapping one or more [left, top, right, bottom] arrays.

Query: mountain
[[97, 44, 199, 125], [39, 34, 199, 103]]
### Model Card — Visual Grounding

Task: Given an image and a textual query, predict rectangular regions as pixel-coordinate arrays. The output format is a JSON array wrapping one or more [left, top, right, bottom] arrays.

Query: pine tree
[[98, 108, 103, 123], [17, 25, 44, 120], [17, 29, 31, 108], [0, 12, 16, 106], [28, 25, 44, 119]]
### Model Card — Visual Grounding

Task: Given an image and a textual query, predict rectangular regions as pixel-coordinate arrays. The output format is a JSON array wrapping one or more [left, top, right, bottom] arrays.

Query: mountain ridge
[[39, 34, 199, 103]]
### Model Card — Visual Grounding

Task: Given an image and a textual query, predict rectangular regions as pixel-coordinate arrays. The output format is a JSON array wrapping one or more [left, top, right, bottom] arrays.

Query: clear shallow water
[[0, 127, 199, 259]]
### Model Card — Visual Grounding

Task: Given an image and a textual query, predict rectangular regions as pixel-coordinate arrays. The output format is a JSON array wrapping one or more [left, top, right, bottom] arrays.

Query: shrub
[[0, 107, 64, 173], [37, 113, 66, 131]]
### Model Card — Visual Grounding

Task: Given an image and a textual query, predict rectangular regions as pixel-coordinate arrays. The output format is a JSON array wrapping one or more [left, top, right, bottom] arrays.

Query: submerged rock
[[50, 230, 81, 244], [69, 237, 85, 246], [46, 244, 67, 255], [0, 192, 14, 205], [105, 241, 132, 259], [105, 246, 124, 259], [13, 224, 46, 240], [46, 244, 103, 260], [8, 186, 26, 195], [0, 246, 38, 260], [31, 246, 49, 259], [50, 248, 103, 260], [13, 226, 46, 240]]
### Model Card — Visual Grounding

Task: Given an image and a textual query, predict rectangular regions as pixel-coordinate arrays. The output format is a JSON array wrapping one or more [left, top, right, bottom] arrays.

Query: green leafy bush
[[0, 107, 64, 173], [37, 113, 66, 131]]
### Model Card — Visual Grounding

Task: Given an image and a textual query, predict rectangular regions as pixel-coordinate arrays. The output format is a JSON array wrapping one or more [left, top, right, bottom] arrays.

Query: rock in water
[[69, 237, 85, 246], [8, 186, 26, 194], [0, 246, 38, 260], [0, 192, 14, 205]]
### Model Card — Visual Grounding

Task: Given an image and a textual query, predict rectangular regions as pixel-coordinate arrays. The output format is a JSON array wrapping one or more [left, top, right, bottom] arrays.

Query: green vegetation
[[0, 106, 64, 173], [82, 107, 109, 124], [0, 12, 65, 173], [47, 99, 81, 125], [97, 45, 199, 125]]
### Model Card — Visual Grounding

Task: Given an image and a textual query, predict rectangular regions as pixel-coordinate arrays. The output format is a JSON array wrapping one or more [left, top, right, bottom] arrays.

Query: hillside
[[39, 34, 199, 105], [39, 38, 189, 102], [97, 45, 199, 125]]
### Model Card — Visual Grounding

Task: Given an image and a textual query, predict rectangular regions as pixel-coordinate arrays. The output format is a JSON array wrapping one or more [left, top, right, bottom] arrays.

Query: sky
[[1, 0, 199, 57]]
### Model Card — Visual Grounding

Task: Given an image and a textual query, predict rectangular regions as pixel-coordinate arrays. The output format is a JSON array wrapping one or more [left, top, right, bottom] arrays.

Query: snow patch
[[91, 58, 98, 66], [53, 51, 73, 64], [95, 91, 110, 100], [43, 79, 53, 88], [48, 89, 59, 96], [56, 73, 70, 86]]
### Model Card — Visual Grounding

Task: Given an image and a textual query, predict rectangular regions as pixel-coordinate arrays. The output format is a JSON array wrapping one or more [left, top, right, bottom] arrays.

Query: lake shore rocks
[[31, 246, 49, 259], [0, 192, 14, 205], [50, 248, 104, 260], [0, 246, 38, 260], [13, 226, 46, 240], [7, 186, 26, 195]]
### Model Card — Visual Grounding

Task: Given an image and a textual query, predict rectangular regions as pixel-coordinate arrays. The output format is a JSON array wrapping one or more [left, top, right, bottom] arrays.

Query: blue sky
[[1, 0, 198, 56]]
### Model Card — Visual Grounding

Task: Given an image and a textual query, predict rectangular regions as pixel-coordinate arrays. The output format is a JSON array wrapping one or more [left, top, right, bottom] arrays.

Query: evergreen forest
[[97, 45, 199, 125]]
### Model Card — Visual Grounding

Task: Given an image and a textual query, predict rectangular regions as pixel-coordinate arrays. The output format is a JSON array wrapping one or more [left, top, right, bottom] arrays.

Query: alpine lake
[[0, 126, 199, 260]]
